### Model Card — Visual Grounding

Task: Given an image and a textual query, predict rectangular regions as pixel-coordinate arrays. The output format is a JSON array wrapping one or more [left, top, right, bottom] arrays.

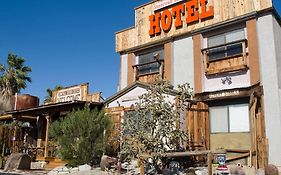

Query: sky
[[0, 0, 280, 104]]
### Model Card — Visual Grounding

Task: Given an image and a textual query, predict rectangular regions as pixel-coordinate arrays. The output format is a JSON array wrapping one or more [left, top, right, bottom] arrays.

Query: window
[[207, 29, 245, 61], [136, 47, 164, 75], [210, 103, 249, 133]]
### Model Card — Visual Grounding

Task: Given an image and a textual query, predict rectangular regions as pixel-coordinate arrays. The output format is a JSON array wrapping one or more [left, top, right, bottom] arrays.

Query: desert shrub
[[49, 107, 112, 167]]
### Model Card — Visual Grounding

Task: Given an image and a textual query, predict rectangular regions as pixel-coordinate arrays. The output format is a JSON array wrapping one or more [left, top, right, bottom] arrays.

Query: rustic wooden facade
[[0, 83, 103, 168], [111, 0, 281, 172]]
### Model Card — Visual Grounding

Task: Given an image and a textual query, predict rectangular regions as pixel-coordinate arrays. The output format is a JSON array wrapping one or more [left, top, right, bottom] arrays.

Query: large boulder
[[100, 155, 117, 171], [4, 153, 31, 171]]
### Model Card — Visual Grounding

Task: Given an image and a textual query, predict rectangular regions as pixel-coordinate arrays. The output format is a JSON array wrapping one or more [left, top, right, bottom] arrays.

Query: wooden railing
[[202, 39, 248, 75]]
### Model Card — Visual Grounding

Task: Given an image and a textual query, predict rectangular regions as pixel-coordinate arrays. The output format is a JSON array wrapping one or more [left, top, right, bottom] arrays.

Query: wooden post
[[44, 115, 50, 158], [12, 118, 18, 153], [37, 116, 44, 147], [140, 157, 145, 175], [208, 152, 212, 175]]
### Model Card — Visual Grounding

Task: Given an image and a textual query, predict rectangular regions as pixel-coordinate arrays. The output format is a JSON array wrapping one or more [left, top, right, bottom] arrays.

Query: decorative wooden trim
[[205, 64, 248, 75], [164, 42, 172, 82], [246, 19, 261, 85], [193, 34, 203, 94]]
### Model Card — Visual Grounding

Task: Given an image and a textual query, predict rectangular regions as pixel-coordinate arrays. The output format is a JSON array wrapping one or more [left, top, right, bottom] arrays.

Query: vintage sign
[[208, 90, 240, 99], [153, 0, 184, 11], [56, 87, 82, 103], [149, 0, 214, 36]]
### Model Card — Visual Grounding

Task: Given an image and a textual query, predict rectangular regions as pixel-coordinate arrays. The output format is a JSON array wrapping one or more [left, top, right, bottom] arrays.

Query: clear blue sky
[[0, 0, 280, 103]]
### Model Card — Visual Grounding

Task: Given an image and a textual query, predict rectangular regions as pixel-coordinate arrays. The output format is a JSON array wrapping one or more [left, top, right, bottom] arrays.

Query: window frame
[[204, 28, 246, 62], [210, 103, 250, 134], [201, 27, 248, 75], [134, 46, 164, 77]]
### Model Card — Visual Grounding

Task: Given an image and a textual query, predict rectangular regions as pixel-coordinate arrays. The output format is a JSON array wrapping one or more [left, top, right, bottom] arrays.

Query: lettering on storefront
[[208, 90, 240, 99], [149, 0, 214, 36], [56, 87, 82, 103]]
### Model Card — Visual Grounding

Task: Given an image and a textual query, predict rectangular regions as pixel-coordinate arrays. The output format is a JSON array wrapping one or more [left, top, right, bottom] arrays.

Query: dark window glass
[[226, 43, 243, 57], [207, 29, 245, 61], [138, 47, 164, 75], [207, 46, 226, 61]]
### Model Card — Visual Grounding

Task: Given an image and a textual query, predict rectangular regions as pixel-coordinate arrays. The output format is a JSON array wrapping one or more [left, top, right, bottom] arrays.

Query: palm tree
[[44, 85, 64, 104], [0, 53, 32, 99]]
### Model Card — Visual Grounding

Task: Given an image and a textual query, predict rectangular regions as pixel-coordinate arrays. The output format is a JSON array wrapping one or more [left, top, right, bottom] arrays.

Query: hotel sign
[[149, 0, 214, 36], [56, 86, 82, 103]]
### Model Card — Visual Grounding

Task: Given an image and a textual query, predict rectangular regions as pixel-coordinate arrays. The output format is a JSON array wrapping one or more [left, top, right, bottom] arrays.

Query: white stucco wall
[[257, 13, 281, 170], [119, 54, 128, 90], [203, 71, 250, 92], [108, 86, 176, 108], [172, 36, 194, 89]]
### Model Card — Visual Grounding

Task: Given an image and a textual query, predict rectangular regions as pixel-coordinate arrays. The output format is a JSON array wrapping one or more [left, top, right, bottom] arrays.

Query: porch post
[[12, 118, 18, 153], [44, 115, 50, 158]]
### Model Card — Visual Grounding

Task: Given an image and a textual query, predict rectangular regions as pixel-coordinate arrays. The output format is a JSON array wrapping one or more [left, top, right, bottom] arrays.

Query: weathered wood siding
[[116, 0, 272, 52]]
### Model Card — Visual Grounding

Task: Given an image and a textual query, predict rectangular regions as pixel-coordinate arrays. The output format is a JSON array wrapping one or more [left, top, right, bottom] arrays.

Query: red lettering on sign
[[149, 0, 214, 36], [199, 0, 214, 19], [149, 13, 161, 36], [186, 0, 199, 24], [172, 3, 185, 28], [161, 9, 172, 32]]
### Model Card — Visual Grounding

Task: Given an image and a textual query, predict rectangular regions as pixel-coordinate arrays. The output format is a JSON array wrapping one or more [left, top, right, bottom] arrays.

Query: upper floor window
[[207, 29, 245, 61], [136, 47, 164, 76], [202, 27, 248, 75]]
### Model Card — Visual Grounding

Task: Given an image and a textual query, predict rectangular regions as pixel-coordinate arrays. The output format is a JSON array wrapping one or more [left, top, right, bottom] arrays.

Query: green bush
[[49, 107, 112, 167]]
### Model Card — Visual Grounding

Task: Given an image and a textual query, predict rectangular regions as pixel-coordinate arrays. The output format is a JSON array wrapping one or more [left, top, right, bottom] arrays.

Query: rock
[[4, 153, 31, 171], [241, 166, 255, 175], [30, 161, 47, 170], [78, 164, 91, 171], [48, 166, 70, 175], [265, 164, 279, 175], [100, 155, 117, 171], [256, 168, 265, 175], [69, 167, 79, 174]]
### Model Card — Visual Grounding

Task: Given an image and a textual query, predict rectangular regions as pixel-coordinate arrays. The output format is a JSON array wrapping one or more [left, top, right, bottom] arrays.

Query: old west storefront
[[0, 83, 102, 162], [113, 0, 281, 170]]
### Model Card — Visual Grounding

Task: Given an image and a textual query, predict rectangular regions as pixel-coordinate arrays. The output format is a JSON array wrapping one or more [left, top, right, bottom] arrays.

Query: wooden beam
[[225, 149, 250, 153], [226, 153, 250, 162]]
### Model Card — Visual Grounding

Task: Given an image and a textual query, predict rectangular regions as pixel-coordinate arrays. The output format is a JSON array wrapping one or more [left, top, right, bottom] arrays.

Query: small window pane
[[139, 48, 164, 64], [210, 106, 229, 133], [208, 35, 225, 47], [138, 47, 164, 75], [226, 43, 243, 56], [229, 104, 249, 132], [207, 46, 226, 61], [226, 29, 245, 43]]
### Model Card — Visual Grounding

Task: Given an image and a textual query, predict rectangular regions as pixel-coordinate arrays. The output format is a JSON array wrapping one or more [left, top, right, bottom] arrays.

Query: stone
[[69, 167, 79, 174], [30, 162, 47, 170], [4, 153, 31, 171], [100, 155, 117, 171], [256, 168, 265, 175], [265, 164, 279, 175], [241, 166, 255, 175], [78, 164, 91, 171], [48, 166, 70, 175]]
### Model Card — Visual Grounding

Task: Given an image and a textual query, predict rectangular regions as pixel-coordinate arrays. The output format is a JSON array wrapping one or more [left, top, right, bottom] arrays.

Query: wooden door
[[185, 101, 209, 151]]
